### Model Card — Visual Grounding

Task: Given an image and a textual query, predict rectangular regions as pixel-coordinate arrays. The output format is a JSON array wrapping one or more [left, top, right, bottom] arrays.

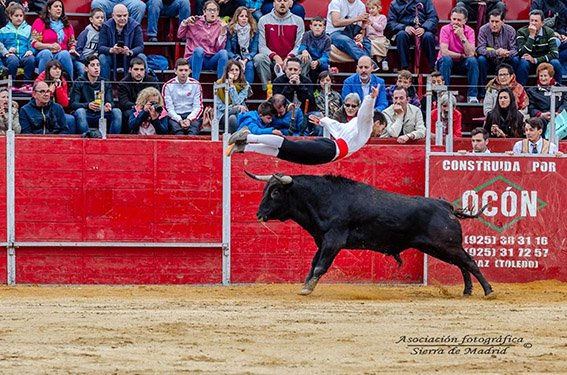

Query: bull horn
[[244, 170, 272, 182], [273, 174, 293, 184]]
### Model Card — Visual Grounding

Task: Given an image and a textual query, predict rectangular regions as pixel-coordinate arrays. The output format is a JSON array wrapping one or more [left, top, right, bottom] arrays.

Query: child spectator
[[420, 71, 445, 117], [313, 70, 342, 120], [75, 8, 105, 79], [236, 100, 277, 135], [363, 0, 389, 71], [386, 70, 421, 107], [214, 60, 250, 133], [0, 3, 35, 92], [298, 15, 331, 83], [226, 6, 259, 84], [128, 87, 169, 135], [162, 58, 204, 135]]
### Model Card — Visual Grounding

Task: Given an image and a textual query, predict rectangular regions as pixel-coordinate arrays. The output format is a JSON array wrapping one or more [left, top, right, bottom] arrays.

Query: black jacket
[[19, 99, 68, 134], [70, 74, 114, 112], [527, 83, 567, 118], [273, 74, 318, 112], [118, 73, 160, 112]]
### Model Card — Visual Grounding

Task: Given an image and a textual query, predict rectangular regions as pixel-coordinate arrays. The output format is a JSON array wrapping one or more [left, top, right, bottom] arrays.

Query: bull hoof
[[299, 288, 313, 295]]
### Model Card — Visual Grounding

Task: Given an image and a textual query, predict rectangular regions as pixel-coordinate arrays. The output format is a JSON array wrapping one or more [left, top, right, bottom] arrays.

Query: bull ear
[[244, 170, 272, 182], [273, 174, 293, 184]]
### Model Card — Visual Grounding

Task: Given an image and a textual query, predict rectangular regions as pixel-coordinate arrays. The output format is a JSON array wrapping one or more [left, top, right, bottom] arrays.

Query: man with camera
[[98, 4, 146, 80], [118, 57, 160, 132]]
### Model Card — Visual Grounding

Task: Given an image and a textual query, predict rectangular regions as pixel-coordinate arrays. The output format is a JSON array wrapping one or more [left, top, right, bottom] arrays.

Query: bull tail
[[393, 254, 403, 268], [452, 204, 488, 220]]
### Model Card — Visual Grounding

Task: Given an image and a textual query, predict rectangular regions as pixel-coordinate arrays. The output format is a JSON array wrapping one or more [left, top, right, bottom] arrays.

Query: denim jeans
[[243, 59, 255, 85], [37, 49, 73, 79], [437, 56, 480, 98], [74, 108, 122, 134], [189, 48, 228, 80], [395, 30, 436, 71], [65, 114, 76, 134], [4, 54, 35, 82], [330, 31, 371, 62], [91, 0, 146, 23], [147, 0, 191, 38], [511, 56, 563, 85], [260, 2, 305, 18]]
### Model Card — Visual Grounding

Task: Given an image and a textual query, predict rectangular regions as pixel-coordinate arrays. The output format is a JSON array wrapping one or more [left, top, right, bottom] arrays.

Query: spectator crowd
[[0, 0, 564, 152]]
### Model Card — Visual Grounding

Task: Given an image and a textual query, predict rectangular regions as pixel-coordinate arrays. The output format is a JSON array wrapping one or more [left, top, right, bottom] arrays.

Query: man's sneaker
[[381, 60, 389, 71], [467, 97, 479, 104], [148, 37, 158, 42], [228, 126, 250, 145], [372, 61, 379, 72], [226, 142, 246, 157]]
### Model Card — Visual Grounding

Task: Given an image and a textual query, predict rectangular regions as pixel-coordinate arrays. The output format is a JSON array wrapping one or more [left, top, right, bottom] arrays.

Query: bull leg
[[452, 249, 493, 296], [459, 267, 473, 296], [300, 232, 346, 295]]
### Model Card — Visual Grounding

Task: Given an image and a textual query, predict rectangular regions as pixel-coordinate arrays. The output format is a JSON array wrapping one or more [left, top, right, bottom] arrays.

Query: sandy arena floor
[[0, 281, 565, 374]]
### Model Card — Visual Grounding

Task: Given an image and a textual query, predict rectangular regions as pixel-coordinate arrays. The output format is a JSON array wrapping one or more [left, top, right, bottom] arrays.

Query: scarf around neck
[[236, 23, 251, 55], [50, 18, 65, 44]]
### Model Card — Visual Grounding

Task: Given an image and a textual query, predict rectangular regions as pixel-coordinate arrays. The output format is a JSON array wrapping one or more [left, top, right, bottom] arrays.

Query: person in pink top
[[435, 6, 480, 103], [30, 0, 77, 79], [363, 0, 390, 71], [177, 0, 228, 80]]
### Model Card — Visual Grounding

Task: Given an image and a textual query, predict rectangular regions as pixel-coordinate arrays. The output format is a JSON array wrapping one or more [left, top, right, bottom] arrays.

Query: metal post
[[221, 133, 231, 286], [446, 94, 454, 153], [224, 80, 229, 137], [549, 86, 558, 145], [98, 80, 107, 139], [323, 82, 330, 138], [5, 77, 16, 285]]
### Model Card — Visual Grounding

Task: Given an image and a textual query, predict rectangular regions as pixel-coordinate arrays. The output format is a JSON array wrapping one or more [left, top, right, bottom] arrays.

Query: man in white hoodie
[[226, 86, 380, 165], [162, 58, 203, 135]]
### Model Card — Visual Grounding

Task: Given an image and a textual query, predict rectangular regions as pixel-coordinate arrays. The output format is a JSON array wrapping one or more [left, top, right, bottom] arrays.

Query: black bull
[[246, 171, 493, 296]]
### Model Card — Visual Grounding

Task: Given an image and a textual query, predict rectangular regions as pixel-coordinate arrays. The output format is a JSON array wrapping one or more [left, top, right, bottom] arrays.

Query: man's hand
[[289, 74, 300, 85], [308, 114, 322, 125], [272, 129, 283, 136], [180, 119, 190, 129], [404, 26, 416, 35], [452, 24, 465, 39], [528, 24, 537, 37], [397, 135, 411, 143], [104, 103, 112, 112], [273, 55, 284, 68], [414, 27, 425, 37], [542, 112, 552, 120], [522, 53, 535, 63], [88, 101, 101, 111], [393, 103, 404, 116], [300, 50, 310, 63], [354, 33, 363, 43], [23, 50, 33, 58], [357, 13, 369, 23], [370, 85, 379, 98]]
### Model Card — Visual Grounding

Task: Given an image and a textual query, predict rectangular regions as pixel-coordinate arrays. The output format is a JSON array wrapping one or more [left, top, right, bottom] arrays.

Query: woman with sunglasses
[[226, 86, 380, 165], [332, 93, 361, 122]]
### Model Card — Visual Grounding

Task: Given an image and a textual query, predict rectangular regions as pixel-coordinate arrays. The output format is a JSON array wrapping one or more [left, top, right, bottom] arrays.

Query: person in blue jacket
[[20, 81, 69, 134], [226, 6, 259, 84], [236, 100, 279, 135], [341, 56, 387, 112]]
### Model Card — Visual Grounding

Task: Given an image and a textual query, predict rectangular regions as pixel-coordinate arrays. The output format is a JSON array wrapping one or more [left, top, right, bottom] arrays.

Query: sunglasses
[[344, 103, 359, 108]]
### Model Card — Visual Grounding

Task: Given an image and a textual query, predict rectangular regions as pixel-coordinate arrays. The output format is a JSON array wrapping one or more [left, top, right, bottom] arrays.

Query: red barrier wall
[[1, 136, 564, 285], [1, 136, 429, 285]]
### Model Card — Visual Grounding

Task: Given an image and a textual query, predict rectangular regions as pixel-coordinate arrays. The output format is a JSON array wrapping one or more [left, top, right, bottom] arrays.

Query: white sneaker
[[381, 60, 389, 71], [467, 97, 479, 104]]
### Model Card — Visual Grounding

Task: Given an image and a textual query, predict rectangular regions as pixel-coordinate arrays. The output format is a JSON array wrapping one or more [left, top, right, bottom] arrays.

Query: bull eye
[[270, 189, 280, 199]]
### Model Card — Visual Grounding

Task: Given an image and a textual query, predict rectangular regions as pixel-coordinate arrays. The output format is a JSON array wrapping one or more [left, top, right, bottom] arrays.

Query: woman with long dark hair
[[484, 87, 524, 138], [30, 0, 77, 78], [214, 59, 251, 133]]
